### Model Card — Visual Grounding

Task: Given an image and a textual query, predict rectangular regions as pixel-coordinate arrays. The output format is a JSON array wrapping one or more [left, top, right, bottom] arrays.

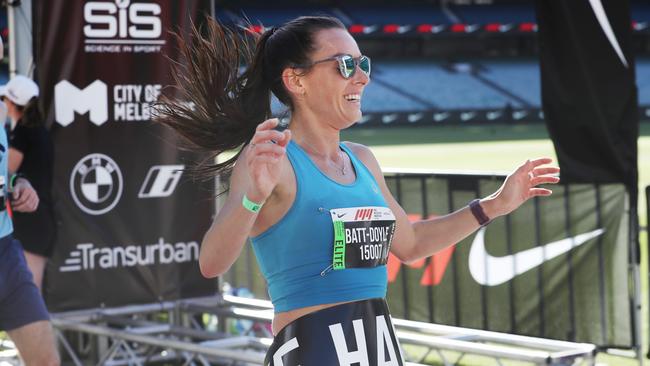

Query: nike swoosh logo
[[486, 111, 501, 120], [382, 114, 398, 124], [513, 111, 528, 119], [358, 115, 373, 124], [433, 112, 450, 122], [469, 227, 605, 286], [408, 113, 423, 123], [460, 112, 476, 121], [588, 0, 628, 67]]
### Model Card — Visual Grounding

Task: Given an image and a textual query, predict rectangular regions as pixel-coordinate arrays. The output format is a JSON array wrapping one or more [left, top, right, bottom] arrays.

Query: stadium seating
[[369, 60, 530, 111], [272, 57, 650, 115], [222, 6, 341, 26], [342, 5, 449, 25], [478, 59, 540, 107], [451, 3, 536, 24]]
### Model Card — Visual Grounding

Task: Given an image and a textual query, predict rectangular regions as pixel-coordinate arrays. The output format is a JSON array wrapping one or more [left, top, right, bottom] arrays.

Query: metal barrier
[[646, 184, 650, 360], [0, 337, 18, 365], [44, 295, 594, 366]]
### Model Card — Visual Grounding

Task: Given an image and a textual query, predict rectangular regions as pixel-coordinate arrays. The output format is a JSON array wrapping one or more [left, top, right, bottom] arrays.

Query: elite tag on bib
[[330, 206, 396, 270]]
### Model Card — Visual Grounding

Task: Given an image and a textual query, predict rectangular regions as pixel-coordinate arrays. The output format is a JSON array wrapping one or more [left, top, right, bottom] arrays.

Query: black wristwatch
[[469, 199, 491, 227]]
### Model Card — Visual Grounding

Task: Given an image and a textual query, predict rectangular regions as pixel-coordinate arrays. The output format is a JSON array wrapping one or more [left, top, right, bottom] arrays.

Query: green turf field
[[342, 123, 650, 225], [342, 122, 650, 366]]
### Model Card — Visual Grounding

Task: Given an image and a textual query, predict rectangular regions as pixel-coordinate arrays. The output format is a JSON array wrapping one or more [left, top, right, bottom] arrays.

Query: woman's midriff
[[272, 300, 355, 335]]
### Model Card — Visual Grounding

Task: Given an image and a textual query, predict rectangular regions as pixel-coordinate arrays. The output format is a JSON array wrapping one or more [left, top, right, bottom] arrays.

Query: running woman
[[156, 16, 560, 365]]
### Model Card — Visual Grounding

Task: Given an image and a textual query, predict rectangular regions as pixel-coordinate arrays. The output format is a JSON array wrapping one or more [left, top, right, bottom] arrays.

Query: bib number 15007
[[330, 206, 396, 270], [360, 244, 382, 260]]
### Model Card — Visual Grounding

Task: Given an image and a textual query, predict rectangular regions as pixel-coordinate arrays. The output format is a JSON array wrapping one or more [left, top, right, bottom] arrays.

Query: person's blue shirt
[[0, 127, 14, 238]]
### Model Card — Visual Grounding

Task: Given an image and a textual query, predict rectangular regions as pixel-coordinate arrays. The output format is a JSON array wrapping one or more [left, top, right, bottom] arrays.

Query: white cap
[[0, 75, 39, 106]]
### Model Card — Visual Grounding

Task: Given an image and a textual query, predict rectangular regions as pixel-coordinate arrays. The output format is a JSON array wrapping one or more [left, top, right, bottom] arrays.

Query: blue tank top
[[251, 140, 390, 312], [0, 128, 13, 238]]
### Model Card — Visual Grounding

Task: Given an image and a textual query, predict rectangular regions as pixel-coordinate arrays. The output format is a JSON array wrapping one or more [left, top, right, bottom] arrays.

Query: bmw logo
[[70, 153, 123, 215]]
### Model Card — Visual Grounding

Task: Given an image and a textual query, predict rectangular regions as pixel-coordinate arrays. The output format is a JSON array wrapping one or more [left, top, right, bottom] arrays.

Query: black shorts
[[0, 235, 50, 330], [265, 298, 404, 365], [12, 202, 56, 257]]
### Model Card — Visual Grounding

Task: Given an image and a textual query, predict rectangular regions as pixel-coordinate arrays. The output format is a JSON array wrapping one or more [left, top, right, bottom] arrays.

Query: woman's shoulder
[[342, 141, 371, 157], [342, 141, 382, 174]]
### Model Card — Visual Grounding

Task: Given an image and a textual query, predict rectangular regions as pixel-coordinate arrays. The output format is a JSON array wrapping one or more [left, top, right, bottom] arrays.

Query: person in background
[[1, 74, 55, 293], [0, 36, 59, 364]]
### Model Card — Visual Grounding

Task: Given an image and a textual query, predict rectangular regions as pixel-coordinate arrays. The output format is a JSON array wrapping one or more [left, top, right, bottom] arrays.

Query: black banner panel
[[536, 0, 639, 200], [35, 0, 216, 311], [535, 1, 639, 349]]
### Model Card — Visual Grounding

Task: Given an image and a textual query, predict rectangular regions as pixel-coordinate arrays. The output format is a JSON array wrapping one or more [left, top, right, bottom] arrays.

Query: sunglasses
[[294, 54, 371, 79]]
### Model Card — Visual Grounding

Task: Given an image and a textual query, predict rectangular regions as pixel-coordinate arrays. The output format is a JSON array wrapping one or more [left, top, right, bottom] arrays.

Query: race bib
[[330, 206, 396, 270]]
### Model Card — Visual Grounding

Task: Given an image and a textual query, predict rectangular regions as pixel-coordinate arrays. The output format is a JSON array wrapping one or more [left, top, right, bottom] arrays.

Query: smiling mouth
[[344, 94, 361, 103]]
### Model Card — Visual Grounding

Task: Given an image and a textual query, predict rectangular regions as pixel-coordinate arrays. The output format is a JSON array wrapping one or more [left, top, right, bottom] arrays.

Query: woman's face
[[298, 28, 370, 129]]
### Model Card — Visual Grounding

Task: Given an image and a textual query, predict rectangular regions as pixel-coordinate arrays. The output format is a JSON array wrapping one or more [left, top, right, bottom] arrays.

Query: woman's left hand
[[489, 158, 560, 218]]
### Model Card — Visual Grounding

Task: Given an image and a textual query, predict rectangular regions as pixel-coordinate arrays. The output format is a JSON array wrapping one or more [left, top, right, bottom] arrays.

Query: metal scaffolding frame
[[22, 295, 596, 366]]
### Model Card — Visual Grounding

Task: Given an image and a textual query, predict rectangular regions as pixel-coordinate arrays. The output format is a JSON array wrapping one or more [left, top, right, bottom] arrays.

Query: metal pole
[[7, 0, 33, 77], [210, 0, 216, 19], [396, 174, 410, 319], [594, 184, 608, 345], [628, 193, 643, 366], [7, 1, 16, 77], [646, 185, 650, 361], [534, 196, 545, 337]]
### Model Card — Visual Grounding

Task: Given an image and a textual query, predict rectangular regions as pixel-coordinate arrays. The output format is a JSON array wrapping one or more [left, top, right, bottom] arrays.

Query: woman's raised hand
[[245, 118, 292, 203], [489, 158, 560, 217]]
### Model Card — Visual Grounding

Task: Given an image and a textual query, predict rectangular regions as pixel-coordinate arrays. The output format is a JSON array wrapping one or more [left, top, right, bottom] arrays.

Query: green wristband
[[242, 194, 264, 213], [9, 174, 22, 190]]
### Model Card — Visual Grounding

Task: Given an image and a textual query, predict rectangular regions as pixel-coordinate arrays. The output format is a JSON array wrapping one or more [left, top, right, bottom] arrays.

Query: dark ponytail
[[18, 97, 43, 128], [155, 16, 345, 185]]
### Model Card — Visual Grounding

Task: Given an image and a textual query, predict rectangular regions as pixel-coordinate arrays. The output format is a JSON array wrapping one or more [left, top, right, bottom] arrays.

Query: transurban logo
[[59, 238, 199, 272]]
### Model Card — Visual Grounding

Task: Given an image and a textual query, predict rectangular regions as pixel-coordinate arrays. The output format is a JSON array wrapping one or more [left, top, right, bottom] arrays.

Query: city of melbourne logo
[[54, 80, 161, 125]]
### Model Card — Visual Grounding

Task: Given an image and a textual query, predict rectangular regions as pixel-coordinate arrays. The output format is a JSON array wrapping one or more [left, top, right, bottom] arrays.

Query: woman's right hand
[[245, 118, 292, 203]]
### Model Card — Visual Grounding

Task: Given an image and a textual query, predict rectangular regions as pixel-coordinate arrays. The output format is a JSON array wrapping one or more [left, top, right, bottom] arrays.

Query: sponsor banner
[[226, 174, 632, 348], [384, 176, 631, 348], [35, 0, 215, 311], [537, 0, 640, 347], [536, 0, 638, 199]]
